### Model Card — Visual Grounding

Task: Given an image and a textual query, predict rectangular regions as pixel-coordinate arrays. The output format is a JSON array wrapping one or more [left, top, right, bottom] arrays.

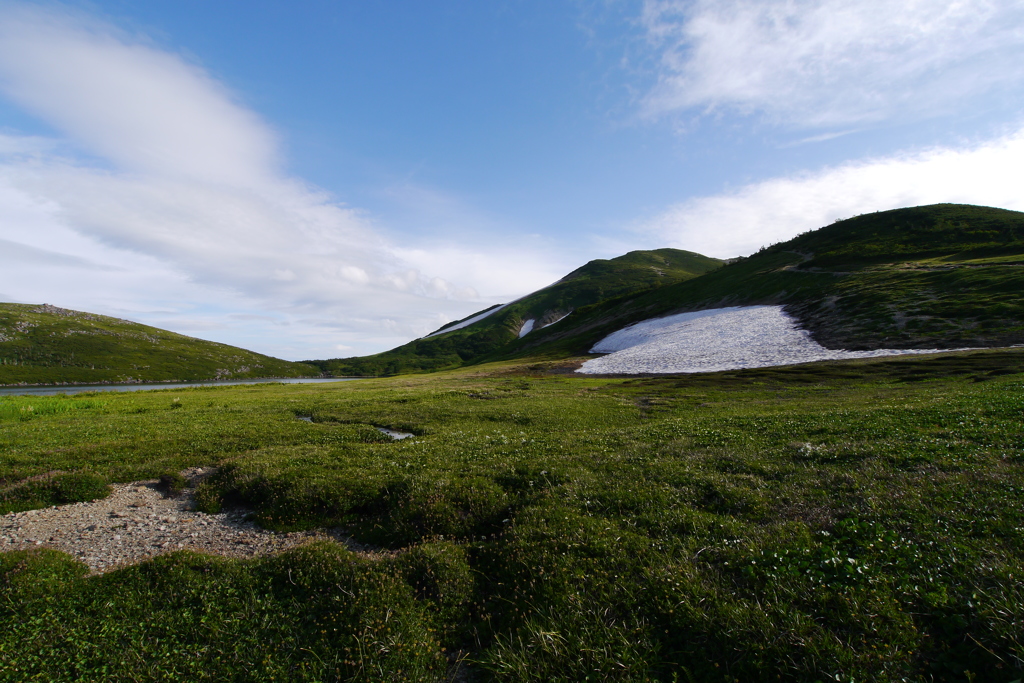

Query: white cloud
[[0, 4, 562, 359], [641, 0, 1024, 126], [392, 244, 567, 302], [0, 4, 277, 186], [637, 126, 1024, 257]]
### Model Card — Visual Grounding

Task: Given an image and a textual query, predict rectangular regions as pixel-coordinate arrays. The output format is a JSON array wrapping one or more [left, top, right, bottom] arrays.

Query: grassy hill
[[308, 248, 723, 375], [506, 203, 1024, 361], [0, 303, 320, 385]]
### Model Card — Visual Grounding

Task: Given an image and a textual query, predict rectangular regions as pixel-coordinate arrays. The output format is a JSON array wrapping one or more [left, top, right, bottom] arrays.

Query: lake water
[[0, 377, 360, 397]]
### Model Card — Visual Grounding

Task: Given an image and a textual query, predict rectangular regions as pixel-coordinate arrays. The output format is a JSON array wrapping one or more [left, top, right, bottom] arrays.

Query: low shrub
[[0, 547, 88, 602], [394, 540, 475, 645], [157, 472, 188, 497], [0, 544, 446, 681], [191, 480, 222, 514], [360, 475, 512, 546], [0, 472, 109, 514]]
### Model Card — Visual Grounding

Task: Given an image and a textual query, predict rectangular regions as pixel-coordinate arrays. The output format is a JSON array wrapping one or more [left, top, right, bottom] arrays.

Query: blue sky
[[1, 0, 1023, 360]]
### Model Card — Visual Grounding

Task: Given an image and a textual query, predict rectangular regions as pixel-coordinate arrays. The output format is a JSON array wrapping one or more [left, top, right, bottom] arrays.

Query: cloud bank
[[642, 0, 1024, 126], [638, 127, 1024, 257], [0, 5, 561, 358]]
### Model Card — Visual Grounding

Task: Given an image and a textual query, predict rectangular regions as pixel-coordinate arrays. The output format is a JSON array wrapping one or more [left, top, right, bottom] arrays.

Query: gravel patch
[[0, 468, 356, 574]]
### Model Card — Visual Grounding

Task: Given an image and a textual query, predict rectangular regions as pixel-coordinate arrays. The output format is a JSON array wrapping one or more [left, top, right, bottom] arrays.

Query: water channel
[[0, 377, 359, 397]]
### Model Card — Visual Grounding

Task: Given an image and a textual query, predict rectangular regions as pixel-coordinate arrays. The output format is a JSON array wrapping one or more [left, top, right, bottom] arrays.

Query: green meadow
[[2, 350, 1022, 681]]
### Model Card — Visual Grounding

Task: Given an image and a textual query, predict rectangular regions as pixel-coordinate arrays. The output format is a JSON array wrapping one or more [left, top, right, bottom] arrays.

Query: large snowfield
[[577, 306, 968, 375]]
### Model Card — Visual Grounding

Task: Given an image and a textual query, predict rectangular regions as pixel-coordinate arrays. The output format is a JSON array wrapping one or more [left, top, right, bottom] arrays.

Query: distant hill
[[307, 248, 724, 375], [506, 203, 1024, 360], [0, 303, 320, 385]]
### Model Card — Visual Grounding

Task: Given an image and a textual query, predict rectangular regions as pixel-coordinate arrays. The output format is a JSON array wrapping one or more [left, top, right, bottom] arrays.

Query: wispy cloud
[[0, 4, 278, 185], [0, 4, 563, 358], [641, 0, 1024, 126], [636, 126, 1024, 257]]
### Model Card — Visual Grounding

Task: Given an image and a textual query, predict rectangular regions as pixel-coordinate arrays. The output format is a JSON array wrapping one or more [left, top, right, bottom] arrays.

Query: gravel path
[[0, 468, 352, 574]]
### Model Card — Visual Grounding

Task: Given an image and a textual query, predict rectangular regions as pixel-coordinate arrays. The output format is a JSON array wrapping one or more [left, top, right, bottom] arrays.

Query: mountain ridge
[[0, 303, 319, 385], [7, 203, 1024, 383], [504, 203, 1024, 362], [307, 248, 724, 376], [311, 203, 1024, 376]]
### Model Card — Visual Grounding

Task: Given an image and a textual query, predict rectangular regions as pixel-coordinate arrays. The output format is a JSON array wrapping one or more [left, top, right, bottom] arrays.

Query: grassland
[[0, 303, 319, 385], [2, 349, 1022, 681]]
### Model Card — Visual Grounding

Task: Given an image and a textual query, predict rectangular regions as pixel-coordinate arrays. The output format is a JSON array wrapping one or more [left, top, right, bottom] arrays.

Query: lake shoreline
[[0, 376, 363, 396]]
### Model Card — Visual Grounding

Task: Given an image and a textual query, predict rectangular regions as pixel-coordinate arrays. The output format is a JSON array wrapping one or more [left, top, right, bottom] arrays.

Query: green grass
[[1, 350, 1023, 681], [1, 544, 447, 681], [0, 303, 320, 385]]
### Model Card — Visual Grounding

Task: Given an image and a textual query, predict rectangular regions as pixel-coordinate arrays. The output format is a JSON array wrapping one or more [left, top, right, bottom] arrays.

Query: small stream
[[376, 427, 415, 440], [295, 415, 414, 440]]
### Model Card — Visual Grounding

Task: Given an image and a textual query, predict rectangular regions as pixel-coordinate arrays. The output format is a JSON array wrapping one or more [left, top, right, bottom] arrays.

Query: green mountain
[[308, 248, 724, 375], [0, 303, 320, 385], [509, 203, 1024, 360]]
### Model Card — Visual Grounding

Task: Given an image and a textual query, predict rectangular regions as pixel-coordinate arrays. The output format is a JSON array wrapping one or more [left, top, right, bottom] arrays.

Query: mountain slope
[[309, 248, 723, 375], [0, 303, 319, 385], [507, 203, 1024, 360]]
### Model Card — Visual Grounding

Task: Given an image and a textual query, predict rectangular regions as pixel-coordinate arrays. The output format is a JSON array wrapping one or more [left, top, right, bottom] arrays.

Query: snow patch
[[424, 303, 508, 338], [518, 319, 535, 338], [578, 306, 973, 375], [541, 311, 571, 328]]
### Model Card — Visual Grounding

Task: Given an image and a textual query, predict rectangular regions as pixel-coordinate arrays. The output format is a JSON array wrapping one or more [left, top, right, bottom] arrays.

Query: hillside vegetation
[[511, 204, 1024, 361], [0, 303, 319, 385], [307, 248, 723, 376], [1, 350, 1022, 680]]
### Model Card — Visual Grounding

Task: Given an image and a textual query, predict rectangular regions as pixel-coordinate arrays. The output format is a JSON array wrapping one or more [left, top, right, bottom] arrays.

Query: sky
[[0, 0, 1022, 360]]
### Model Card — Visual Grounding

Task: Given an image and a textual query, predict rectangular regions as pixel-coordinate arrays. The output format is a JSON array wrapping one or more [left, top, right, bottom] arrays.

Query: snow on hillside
[[424, 303, 508, 338], [541, 311, 571, 329], [578, 306, 970, 375], [518, 319, 535, 338]]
